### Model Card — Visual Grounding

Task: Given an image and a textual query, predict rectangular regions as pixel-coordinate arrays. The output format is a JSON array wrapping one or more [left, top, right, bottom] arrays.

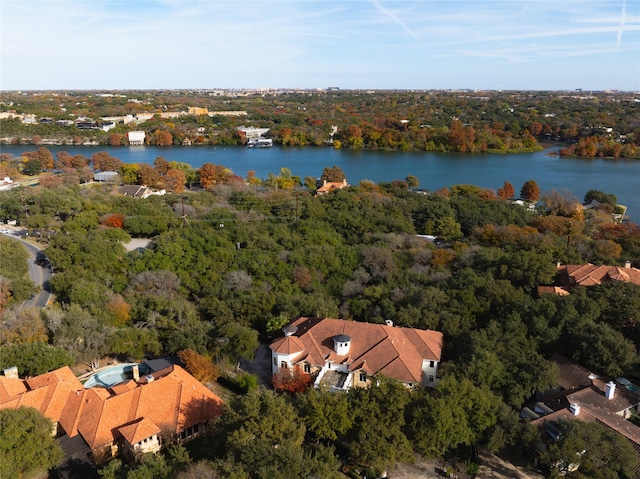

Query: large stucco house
[[270, 317, 443, 391], [0, 363, 223, 464]]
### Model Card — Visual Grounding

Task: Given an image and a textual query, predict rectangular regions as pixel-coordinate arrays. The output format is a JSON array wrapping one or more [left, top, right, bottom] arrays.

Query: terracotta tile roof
[[3, 364, 224, 454], [0, 367, 82, 425], [536, 286, 570, 296], [69, 365, 223, 450], [317, 179, 349, 195], [558, 263, 640, 287], [0, 376, 27, 401], [270, 335, 305, 355], [117, 417, 161, 445], [271, 317, 443, 384]]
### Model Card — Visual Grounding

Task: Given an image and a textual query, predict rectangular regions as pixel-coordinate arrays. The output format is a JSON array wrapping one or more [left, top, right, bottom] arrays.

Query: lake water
[[2, 144, 639, 222]]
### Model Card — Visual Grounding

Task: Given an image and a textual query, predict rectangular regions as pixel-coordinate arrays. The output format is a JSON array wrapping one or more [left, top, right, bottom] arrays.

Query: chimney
[[3, 366, 18, 379], [145, 374, 155, 383], [132, 364, 140, 381], [605, 381, 616, 399], [283, 324, 298, 337], [625, 261, 631, 269], [556, 261, 562, 268], [569, 403, 580, 416]]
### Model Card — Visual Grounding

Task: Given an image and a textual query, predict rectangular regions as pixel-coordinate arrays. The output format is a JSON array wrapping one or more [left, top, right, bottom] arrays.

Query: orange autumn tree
[[199, 163, 233, 189], [105, 294, 131, 326], [155, 130, 173, 146], [162, 168, 186, 193], [101, 213, 125, 229], [520, 179, 540, 202], [497, 181, 515, 200], [272, 366, 313, 393], [178, 349, 219, 382]]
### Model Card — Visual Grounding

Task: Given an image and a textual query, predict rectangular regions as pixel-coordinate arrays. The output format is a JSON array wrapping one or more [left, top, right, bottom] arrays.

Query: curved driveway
[[1, 231, 52, 308]]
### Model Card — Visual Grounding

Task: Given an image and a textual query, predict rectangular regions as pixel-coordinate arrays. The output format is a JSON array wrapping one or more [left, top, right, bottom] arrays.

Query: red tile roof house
[[0, 364, 223, 464], [558, 261, 640, 287], [537, 261, 640, 296], [316, 178, 350, 195], [270, 317, 444, 391]]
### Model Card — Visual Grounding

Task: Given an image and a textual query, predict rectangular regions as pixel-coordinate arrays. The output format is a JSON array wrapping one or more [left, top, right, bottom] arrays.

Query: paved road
[[1, 230, 52, 308]]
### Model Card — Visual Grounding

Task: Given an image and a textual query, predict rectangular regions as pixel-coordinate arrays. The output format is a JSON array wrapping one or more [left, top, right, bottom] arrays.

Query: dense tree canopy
[[0, 407, 63, 478], [0, 166, 638, 477]]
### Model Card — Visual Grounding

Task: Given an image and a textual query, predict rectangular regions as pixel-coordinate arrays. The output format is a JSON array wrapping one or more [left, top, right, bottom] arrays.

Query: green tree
[[0, 407, 63, 478], [120, 163, 140, 184], [320, 166, 346, 183], [297, 386, 352, 441], [405, 175, 419, 190], [0, 342, 73, 376], [408, 377, 499, 458], [584, 189, 617, 207], [433, 216, 463, 240], [346, 378, 413, 474], [545, 420, 638, 478]]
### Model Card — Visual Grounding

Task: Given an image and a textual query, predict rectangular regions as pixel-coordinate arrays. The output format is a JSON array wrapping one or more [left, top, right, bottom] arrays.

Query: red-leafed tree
[[101, 213, 125, 229], [497, 181, 515, 200], [91, 152, 122, 172], [520, 180, 540, 202], [109, 133, 122, 146], [155, 130, 173, 146], [272, 366, 313, 393], [199, 163, 233, 189]]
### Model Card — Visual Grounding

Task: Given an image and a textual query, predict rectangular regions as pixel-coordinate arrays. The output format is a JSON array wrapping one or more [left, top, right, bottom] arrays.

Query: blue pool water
[[84, 363, 149, 388]]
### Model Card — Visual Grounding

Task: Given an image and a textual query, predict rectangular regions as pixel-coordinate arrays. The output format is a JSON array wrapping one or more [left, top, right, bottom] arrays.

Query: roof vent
[[605, 381, 616, 399], [625, 261, 632, 269], [333, 334, 351, 356], [145, 374, 155, 383], [569, 403, 580, 416], [385, 319, 393, 327]]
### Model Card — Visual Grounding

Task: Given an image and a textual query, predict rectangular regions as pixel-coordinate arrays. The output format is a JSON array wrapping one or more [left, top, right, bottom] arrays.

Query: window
[[280, 361, 288, 369], [359, 373, 367, 382], [429, 361, 435, 368], [273, 357, 277, 366], [179, 425, 198, 441], [428, 375, 434, 382], [304, 364, 311, 374]]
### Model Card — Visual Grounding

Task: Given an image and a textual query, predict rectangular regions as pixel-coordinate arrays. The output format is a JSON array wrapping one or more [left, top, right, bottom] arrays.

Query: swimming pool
[[83, 363, 149, 389]]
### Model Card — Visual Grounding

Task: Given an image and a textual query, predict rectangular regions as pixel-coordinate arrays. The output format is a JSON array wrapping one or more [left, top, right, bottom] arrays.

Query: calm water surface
[[2, 144, 639, 222]]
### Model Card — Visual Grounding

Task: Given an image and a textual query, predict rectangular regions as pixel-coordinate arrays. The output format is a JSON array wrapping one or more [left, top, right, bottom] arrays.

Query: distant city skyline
[[2, 1, 639, 92]]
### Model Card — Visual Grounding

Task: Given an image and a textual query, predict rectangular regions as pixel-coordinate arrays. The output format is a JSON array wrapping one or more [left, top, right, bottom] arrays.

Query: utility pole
[[180, 195, 189, 227]]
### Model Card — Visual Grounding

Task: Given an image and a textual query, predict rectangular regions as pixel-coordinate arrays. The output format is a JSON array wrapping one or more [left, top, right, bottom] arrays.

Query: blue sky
[[2, 0, 639, 91]]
